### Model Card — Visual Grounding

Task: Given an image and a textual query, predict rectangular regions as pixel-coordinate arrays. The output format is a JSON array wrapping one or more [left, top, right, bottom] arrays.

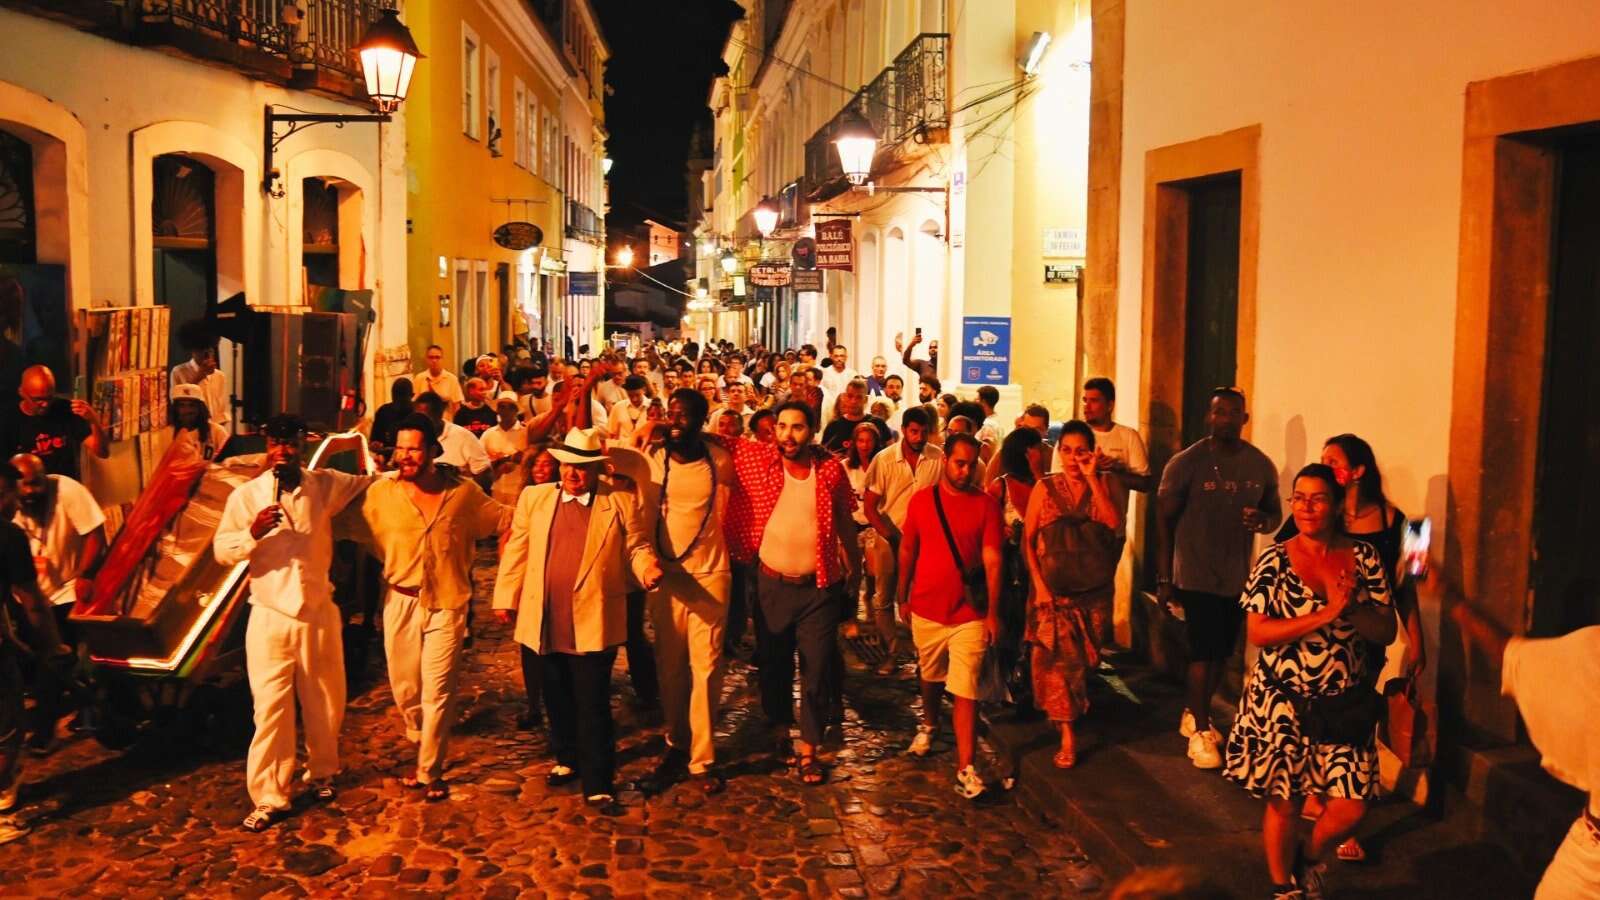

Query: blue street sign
[[961, 316, 1011, 384], [570, 271, 600, 296]]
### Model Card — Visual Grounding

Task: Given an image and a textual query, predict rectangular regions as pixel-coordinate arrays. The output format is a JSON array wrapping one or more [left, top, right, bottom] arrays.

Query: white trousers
[[1536, 814, 1600, 900], [244, 601, 345, 811], [382, 589, 467, 784]]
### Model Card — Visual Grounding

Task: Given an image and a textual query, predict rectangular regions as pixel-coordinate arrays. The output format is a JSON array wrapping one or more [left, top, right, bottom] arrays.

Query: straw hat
[[548, 427, 607, 465]]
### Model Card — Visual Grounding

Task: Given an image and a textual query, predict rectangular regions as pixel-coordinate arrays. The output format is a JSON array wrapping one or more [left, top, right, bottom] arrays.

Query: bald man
[[0, 366, 107, 481]]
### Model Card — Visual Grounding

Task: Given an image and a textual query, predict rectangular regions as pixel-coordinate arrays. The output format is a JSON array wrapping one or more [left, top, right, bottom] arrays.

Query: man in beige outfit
[[493, 428, 662, 806], [346, 414, 511, 801]]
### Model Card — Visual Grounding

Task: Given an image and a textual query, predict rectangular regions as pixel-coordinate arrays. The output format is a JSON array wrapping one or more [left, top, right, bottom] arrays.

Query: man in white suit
[[493, 428, 663, 808]]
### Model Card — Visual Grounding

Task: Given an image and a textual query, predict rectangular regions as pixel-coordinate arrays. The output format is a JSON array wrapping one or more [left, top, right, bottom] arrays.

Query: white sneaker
[[1187, 730, 1223, 769], [907, 724, 934, 758], [954, 764, 986, 800], [1179, 709, 1197, 738]]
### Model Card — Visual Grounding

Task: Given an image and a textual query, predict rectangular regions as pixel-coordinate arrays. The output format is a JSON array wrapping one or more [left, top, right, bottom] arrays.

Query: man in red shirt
[[897, 432, 1003, 801]]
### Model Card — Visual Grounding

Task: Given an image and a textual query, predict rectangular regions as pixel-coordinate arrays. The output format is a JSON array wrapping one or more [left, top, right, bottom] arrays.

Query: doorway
[[1180, 174, 1242, 447], [1531, 136, 1600, 636], [152, 154, 217, 370]]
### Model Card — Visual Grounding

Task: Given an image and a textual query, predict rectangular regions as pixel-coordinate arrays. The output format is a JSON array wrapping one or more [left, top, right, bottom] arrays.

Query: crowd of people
[[0, 326, 1594, 900]]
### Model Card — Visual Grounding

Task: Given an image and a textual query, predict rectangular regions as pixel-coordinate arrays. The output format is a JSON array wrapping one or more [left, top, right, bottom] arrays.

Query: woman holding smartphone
[[1225, 464, 1396, 899]]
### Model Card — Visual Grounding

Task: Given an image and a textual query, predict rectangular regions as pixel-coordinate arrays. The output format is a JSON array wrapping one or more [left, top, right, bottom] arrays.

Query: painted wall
[[1113, 0, 1600, 705], [405, 0, 567, 372], [0, 8, 408, 503]]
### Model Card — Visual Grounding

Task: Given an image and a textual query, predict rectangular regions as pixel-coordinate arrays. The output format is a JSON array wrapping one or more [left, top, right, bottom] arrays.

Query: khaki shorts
[[910, 614, 988, 700]]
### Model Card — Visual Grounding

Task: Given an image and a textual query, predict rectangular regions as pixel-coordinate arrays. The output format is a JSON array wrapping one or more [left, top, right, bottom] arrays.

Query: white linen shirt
[[438, 420, 491, 476], [214, 467, 372, 620]]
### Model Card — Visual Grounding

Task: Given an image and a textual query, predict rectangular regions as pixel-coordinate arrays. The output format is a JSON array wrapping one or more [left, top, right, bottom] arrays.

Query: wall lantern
[[262, 6, 423, 195], [602, 157, 614, 176], [832, 107, 879, 186], [614, 245, 635, 268], [720, 249, 737, 274], [1020, 31, 1052, 77], [752, 195, 780, 238]]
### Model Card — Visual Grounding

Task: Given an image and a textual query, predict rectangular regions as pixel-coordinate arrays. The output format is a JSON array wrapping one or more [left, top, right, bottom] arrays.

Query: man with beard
[[0, 461, 68, 843], [720, 402, 860, 784], [861, 406, 944, 672], [414, 391, 490, 481], [344, 415, 512, 801], [0, 366, 107, 481], [598, 387, 733, 793], [215, 415, 373, 831], [10, 452, 104, 752], [516, 365, 552, 420]]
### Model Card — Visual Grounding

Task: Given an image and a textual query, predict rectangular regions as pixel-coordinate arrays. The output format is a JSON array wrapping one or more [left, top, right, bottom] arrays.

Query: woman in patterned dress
[[1022, 421, 1122, 768], [1224, 464, 1396, 899]]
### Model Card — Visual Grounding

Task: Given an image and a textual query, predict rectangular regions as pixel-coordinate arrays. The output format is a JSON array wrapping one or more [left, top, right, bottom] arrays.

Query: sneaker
[[241, 804, 279, 833], [1187, 731, 1222, 769], [0, 814, 28, 845], [1179, 709, 1197, 738], [954, 764, 986, 800], [907, 724, 934, 758]]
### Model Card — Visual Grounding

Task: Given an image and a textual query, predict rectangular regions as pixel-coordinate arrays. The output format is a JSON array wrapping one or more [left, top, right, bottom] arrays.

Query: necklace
[[656, 444, 719, 564]]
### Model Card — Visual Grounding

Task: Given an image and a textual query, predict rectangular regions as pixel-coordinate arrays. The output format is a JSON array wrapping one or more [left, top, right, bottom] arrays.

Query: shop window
[[0, 130, 36, 265], [152, 154, 217, 369]]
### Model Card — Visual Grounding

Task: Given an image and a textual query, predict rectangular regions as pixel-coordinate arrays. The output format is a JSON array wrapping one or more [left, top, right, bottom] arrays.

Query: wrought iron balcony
[[0, 0, 383, 101], [566, 200, 604, 242], [804, 32, 949, 198]]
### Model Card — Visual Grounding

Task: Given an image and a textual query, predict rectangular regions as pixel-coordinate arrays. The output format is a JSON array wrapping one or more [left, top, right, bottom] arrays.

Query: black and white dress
[[1223, 541, 1393, 800]]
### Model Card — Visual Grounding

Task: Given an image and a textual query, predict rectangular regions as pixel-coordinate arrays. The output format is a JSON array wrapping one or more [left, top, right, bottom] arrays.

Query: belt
[[758, 563, 817, 587], [388, 584, 422, 597]]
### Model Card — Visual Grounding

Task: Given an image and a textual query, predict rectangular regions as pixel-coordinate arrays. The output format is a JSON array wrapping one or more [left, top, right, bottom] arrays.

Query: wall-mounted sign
[[792, 237, 817, 269], [493, 221, 544, 251], [733, 275, 746, 298], [1044, 264, 1080, 284], [961, 316, 1012, 385], [792, 268, 823, 293], [569, 271, 600, 296], [1042, 227, 1085, 257], [749, 262, 793, 287], [816, 218, 854, 270]]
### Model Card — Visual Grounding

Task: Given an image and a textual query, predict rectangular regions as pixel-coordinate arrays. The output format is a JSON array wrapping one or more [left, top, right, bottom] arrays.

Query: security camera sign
[[961, 316, 1011, 385]]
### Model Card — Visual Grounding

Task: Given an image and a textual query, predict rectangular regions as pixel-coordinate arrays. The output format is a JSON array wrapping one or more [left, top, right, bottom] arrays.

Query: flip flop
[[1336, 837, 1366, 862], [797, 756, 827, 786], [424, 781, 449, 803]]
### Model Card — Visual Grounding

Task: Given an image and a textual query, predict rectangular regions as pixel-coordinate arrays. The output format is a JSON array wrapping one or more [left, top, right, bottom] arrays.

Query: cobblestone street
[[0, 551, 1102, 897]]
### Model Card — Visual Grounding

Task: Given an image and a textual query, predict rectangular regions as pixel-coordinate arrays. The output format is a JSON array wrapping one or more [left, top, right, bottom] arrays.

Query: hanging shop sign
[[492, 221, 544, 251], [749, 262, 793, 287], [569, 271, 599, 296], [816, 219, 853, 270], [792, 237, 817, 269], [792, 268, 823, 293]]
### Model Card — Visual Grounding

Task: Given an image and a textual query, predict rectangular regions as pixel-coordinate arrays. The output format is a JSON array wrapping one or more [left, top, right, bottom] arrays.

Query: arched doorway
[[0, 130, 37, 265]]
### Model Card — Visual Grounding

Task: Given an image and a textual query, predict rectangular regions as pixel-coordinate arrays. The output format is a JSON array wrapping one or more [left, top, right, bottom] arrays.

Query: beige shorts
[[910, 614, 988, 700]]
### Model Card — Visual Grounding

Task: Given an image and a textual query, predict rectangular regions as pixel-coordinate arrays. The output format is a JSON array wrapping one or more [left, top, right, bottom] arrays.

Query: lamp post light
[[752, 195, 780, 238], [720, 249, 737, 275], [614, 245, 635, 268], [262, 6, 422, 195], [602, 157, 614, 176], [832, 107, 879, 186]]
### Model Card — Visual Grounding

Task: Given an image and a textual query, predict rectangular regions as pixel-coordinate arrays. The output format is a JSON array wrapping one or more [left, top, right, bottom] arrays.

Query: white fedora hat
[[548, 427, 607, 465]]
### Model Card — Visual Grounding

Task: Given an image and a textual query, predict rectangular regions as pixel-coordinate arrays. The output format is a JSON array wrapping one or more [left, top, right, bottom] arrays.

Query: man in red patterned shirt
[[720, 401, 861, 784]]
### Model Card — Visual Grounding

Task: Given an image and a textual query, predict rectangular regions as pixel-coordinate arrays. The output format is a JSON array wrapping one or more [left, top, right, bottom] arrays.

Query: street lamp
[[833, 107, 879, 186], [720, 249, 737, 274], [356, 7, 424, 113], [614, 245, 635, 268], [262, 6, 422, 194], [602, 157, 614, 176], [752, 196, 780, 238]]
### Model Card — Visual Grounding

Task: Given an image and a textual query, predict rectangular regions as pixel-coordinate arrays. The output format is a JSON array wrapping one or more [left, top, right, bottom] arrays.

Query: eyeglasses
[[1289, 493, 1332, 508]]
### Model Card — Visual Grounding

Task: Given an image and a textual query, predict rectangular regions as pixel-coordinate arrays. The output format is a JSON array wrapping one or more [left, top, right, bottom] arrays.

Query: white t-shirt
[[1502, 627, 1600, 815], [821, 365, 858, 397], [14, 474, 106, 606], [480, 423, 528, 461], [758, 467, 818, 576], [438, 420, 491, 476]]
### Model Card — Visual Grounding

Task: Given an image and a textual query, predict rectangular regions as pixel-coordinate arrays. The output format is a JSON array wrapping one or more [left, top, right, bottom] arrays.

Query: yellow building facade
[[405, 0, 607, 373]]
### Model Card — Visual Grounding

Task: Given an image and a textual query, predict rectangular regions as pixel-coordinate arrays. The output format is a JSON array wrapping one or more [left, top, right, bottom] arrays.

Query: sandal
[[310, 780, 336, 802], [399, 774, 425, 790], [773, 735, 797, 768], [797, 756, 827, 786], [1052, 748, 1077, 769], [1336, 837, 1366, 862], [241, 804, 278, 832], [424, 781, 449, 803]]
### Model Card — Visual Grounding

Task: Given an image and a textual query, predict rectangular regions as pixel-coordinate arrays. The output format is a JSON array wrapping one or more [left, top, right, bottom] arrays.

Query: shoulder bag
[[1032, 477, 1120, 596], [932, 486, 989, 616]]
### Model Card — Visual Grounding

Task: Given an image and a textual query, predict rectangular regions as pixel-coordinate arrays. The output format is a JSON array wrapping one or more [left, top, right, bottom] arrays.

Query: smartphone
[[915, 326, 922, 337], [73, 375, 86, 401], [1400, 517, 1431, 583]]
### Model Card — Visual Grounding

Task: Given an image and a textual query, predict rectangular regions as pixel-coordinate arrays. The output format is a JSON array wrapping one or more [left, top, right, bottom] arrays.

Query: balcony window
[[462, 25, 481, 139]]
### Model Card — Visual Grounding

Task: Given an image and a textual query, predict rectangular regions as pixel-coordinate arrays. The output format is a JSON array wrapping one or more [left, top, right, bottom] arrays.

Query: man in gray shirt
[[1156, 388, 1281, 770]]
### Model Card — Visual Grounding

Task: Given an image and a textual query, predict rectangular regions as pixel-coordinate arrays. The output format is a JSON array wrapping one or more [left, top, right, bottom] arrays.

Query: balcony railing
[[804, 33, 949, 198], [0, 0, 382, 100]]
